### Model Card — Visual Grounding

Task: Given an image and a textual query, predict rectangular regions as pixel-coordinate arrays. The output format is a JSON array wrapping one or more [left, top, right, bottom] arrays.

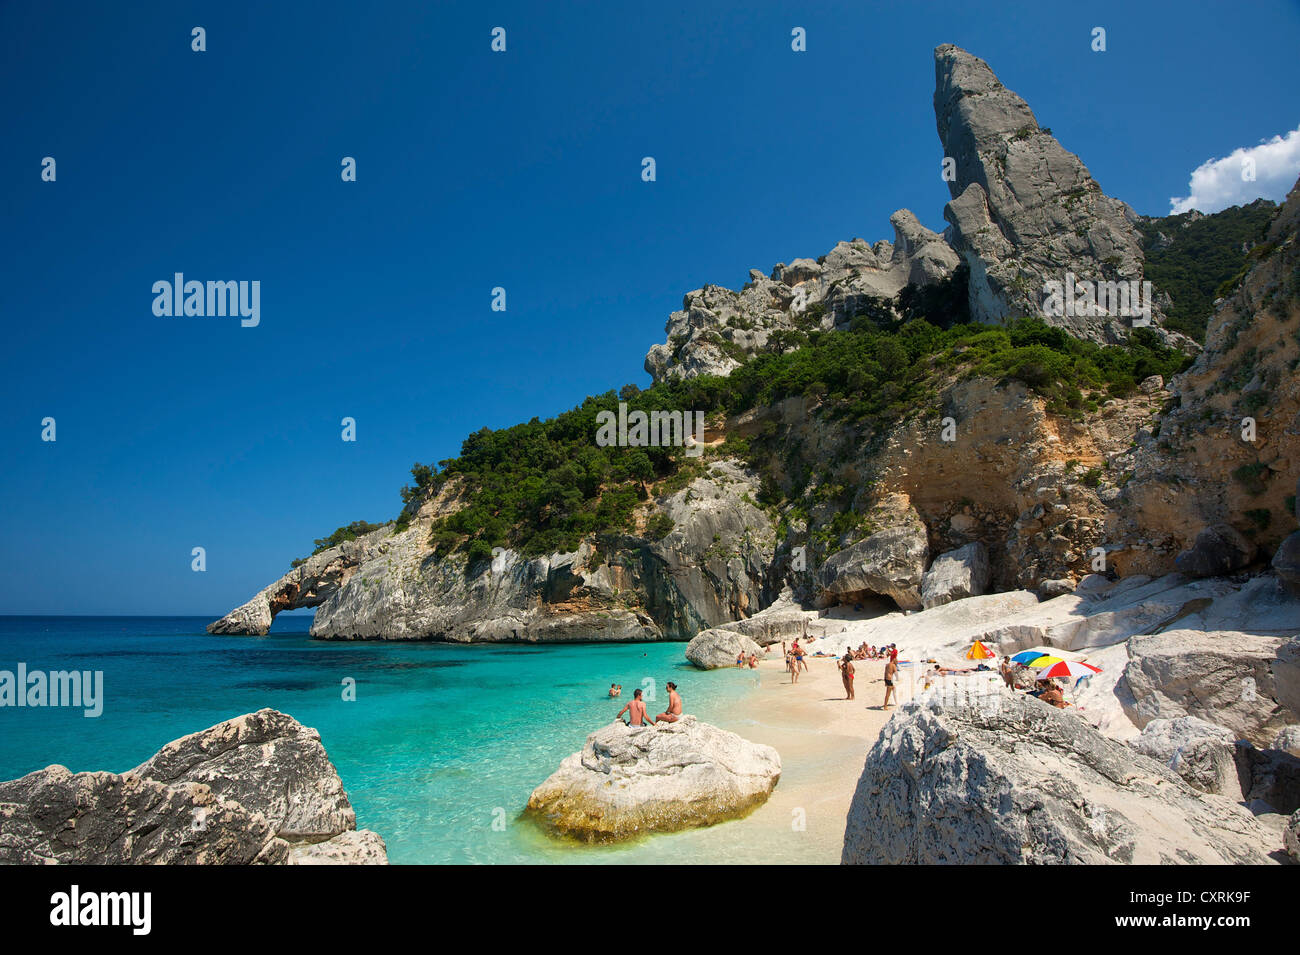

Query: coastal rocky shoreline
[[193, 44, 1300, 866], [211, 45, 1298, 649], [0, 709, 388, 865]]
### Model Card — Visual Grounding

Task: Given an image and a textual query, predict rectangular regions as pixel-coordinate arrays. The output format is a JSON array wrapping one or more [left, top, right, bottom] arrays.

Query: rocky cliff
[[644, 210, 958, 383], [211, 45, 1298, 644], [934, 45, 1174, 345], [213, 460, 777, 640]]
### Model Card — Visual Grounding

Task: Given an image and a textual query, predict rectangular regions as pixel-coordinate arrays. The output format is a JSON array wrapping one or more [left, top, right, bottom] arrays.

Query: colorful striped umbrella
[[1034, 660, 1101, 680], [1011, 650, 1049, 665], [1024, 655, 1064, 668]]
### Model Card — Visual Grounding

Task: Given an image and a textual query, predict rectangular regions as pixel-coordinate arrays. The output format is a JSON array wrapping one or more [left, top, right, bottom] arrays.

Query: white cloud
[[1169, 125, 1300, 214]]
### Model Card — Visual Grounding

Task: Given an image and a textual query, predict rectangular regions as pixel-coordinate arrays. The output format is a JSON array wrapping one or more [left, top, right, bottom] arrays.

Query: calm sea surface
[[0, 615, 774, 864]]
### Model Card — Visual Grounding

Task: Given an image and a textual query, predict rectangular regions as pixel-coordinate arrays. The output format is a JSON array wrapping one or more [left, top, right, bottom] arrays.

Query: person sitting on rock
[[616, 688, 651, 727], [653, 682, 683, 723]]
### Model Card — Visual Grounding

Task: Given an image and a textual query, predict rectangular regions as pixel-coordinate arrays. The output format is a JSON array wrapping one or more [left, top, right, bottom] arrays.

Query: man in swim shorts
[[654, 681, 682, 723], [616, 688, 651, 726], [883, 650, 898, 709]]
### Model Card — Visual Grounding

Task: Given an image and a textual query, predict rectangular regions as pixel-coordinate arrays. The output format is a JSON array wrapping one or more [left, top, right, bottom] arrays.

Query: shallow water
[[0, 615, 815, 864]]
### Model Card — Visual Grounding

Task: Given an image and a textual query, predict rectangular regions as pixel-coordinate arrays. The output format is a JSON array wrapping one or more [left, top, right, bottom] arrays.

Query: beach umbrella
[[1023, 655, 1064, 668], [1035, 660, 1101, 680], [1010, 650, 1049, 665], [965, 640, 997, 660]]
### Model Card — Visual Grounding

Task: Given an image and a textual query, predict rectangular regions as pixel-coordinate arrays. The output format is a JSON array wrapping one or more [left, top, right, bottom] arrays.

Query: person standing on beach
[[882, 649, 898, 709], [654, 681, 682, 723], [999, 656, 1015, 690], [616, 688, 651, 726], [839, 649, 855, 700], [786, 648, 800, 684]]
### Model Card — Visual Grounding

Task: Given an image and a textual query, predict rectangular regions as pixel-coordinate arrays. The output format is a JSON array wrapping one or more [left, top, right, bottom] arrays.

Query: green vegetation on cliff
[[403, 296, 1190, 559], [1139, 200, 1277, 342]]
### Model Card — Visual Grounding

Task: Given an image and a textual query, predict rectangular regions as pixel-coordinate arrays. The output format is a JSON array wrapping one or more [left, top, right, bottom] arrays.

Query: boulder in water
[[526, 716, 780, 842]]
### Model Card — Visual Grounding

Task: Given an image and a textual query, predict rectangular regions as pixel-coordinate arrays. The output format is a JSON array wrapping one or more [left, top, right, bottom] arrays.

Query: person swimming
[[609, 683, 622, 698]]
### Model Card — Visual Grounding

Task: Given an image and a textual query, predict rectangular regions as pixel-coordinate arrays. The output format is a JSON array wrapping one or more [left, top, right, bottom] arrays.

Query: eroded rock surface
[[0, 709, 386, 865], [526, 716, 780, 842], [842, 694, 1275, 864]]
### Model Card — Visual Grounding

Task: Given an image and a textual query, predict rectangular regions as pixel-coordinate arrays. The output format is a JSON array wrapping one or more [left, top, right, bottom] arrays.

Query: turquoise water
[[0, 615, 763, 863]]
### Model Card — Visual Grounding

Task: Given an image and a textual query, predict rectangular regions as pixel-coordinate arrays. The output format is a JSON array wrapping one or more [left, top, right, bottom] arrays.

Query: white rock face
[[288, 829, 389, 865], [1130, 716, 1238, 794], [934, 44, 1167, 345], [920, 542, 990, 609], [685, 628, 762, 669], [526, 716, 780, 841], [1120, 629, 1291, 746], [211, 460, 777, 643], [842, 695, 1276, 864]]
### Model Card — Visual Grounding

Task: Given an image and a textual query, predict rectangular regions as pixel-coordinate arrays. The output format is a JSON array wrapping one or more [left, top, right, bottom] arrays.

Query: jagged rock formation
[[207, 533, 387, 636], [841, 694, 1277, 864], [934, 44, 1167, 345], [211, 53, 1299, 645], [644, 211, 957, 383], [526, 716, 780, 841], [0, 710, 386, 865], [211, 460, 776, 641]]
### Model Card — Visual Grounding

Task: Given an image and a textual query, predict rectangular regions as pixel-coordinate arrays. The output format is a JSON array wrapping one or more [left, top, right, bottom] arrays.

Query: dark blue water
[[0, 615, 757, 863]]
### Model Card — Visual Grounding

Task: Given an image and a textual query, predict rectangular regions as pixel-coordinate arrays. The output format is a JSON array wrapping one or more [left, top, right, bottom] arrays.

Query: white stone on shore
[[526, 716, 780, 841], [842, 694, 1277, 865]]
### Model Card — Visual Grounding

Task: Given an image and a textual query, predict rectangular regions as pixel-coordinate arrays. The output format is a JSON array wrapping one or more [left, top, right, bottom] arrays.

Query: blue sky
[[2, 0, 1298, 615]]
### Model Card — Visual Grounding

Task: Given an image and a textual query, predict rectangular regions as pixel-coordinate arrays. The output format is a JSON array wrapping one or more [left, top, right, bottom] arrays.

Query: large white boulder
[[685, 628, 762, 669], [1120, 630, 1291, 746], [526, 716, 780, 841], [920, 542, 990, 609], [842, 694, 1276, 864]]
